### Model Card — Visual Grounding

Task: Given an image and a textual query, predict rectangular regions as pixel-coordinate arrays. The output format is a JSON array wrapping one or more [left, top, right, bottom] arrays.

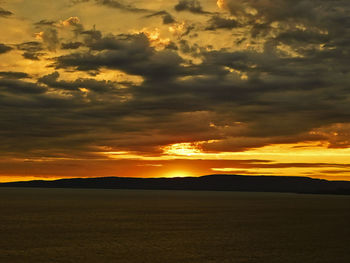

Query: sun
[[163, 171, 192, 178]]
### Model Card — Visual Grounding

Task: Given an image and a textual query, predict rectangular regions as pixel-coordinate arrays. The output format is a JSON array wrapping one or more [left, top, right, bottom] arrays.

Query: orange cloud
[[217, 0, 226, 9], [61, 17, 81, 27]]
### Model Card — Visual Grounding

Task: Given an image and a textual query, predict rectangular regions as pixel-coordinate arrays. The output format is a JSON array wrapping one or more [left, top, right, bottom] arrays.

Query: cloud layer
[[0, 0, 349, 179]]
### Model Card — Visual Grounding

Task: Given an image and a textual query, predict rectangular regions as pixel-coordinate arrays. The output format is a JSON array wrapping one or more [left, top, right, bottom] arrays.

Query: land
[[0, 188, 349, 263], [1, 174, 350, 195]]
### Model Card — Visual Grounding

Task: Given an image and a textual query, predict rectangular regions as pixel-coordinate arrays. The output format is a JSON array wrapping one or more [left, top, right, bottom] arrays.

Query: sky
[[0, 0, 350, 182]]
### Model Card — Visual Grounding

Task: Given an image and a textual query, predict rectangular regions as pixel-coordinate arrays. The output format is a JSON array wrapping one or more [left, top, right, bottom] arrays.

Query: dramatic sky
[[0, 0, 350, 182]]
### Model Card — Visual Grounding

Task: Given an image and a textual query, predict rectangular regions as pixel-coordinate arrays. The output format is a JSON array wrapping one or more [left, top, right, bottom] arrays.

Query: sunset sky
[[0, 0, 350, 182]]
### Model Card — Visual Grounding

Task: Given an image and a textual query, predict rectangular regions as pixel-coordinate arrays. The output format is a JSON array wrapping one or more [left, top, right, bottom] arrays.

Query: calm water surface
[[0, 188, 349, 263]]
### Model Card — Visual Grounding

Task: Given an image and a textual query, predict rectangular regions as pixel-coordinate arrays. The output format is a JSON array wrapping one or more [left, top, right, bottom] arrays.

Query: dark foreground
[[1, 188, 350, 263]]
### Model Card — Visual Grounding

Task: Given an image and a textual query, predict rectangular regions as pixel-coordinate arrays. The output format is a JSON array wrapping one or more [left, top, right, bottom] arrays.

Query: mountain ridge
[[1, 174, 350, 195]]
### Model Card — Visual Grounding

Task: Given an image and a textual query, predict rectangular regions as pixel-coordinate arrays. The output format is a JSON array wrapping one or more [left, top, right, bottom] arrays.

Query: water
[[1, 188, 349, 263]]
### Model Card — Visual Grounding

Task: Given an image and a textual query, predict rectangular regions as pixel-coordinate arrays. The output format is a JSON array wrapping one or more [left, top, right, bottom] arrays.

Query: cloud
[[0, 78, 47, 94], [34, 17, 83, 33], [43, 1, 350, 153], [145, 11, 176, 24], [211, 162, 350, 171], [61, 42, 84, 49], [0, 7, 13, 17], [35, 29, 59, 51], [61, 16, 81, 27], [206, 15, 240, 30], [33, 17, 84, 50], [310, 123, 350, 149], [0, 43, 12, 54], [54, 33, 186, 80], [0, 72, 30, 79], [216, 0, 226, 9], [22, 52, 43, 60], [98, 0, 149, 12], [72, 0, 151, 13], [1, 0, 350, 160], [174, 0, 211, 14], [218, 0, 350, 29], [38, 71, 126, 93], [17, 41, 44, 60], [34, 20, 56, 27]]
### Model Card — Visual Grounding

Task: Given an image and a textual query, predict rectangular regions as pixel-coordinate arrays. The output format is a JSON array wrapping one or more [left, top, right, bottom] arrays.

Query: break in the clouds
[[0, 0, 349, 180]]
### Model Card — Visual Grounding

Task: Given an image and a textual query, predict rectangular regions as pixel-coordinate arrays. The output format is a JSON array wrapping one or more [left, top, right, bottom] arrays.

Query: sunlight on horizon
[[162, 171, 194, 178]]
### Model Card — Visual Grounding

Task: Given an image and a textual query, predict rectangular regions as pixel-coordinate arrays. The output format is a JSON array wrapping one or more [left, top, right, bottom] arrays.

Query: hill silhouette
[[1, 174, 350, 195]]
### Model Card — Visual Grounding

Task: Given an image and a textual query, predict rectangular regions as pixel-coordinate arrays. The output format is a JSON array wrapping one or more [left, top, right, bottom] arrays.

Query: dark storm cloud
[[162, 14, 176, 24], [34, 19, 56, 27], [97, 0, 149, 12], [174, 0, 211, 14], [54, 33, 187, 80], [54, 33, 153, 71], [221, 0, 320, 22], [38, 71, 125, 93], [221, 0, 350, 35], [22, 52, 44, 60], [81, 28, 103, 41], [71, 0, 90, 3], [275, 30, 330, 46], [178, 40, 199, 54], [188, 48, 350, 135], [0, 78, 47, 94], [61, 42, 84, 50], [40, 28, 60, 51], [49, 0, 350, 151], [206, 15, 240, 30], [72, 0, 150, 13], [145, 11, 176, 24], [17, 41, 44, 60], [0, 7, 13, 17], [55, 48, 186, 80], [0, 43, 12, 54], [34, 18, 84, 40], [0, 76, 129, 156], [0, 71, 30, 79], [1, 0, 350, 158]]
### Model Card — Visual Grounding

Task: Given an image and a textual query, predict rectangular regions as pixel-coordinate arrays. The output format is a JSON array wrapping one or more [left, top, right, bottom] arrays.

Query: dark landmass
[[1, 174, 350, 195]]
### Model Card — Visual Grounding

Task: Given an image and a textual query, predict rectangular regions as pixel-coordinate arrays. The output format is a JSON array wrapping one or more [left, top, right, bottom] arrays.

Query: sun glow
[[163, 171, 193, 178], [217, 0, 226, 9], [162, 143, 202, 156], [135, 28, 171, 50]]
